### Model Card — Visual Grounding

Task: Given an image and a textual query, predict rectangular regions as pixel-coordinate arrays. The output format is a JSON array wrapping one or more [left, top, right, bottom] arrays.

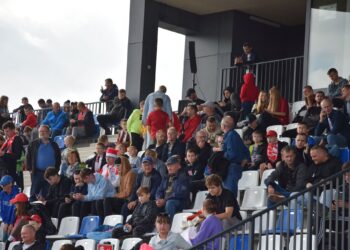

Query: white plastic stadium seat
[[171, 213, 193, 233], [292, 101, 305, 116], [289, 234, 317, 250], [8, 241, 20, 250], [51, 218, 58, 229], [46, 216, 80, 239], [253, 210, 276, 234], [23, 186, 31, 197], [137, 150, 145, 158], [235, 129, 243, 139], [286, 123, 298, 131], [238, 171, 259, 190], [75, 239, 96, 250], [103, 215, 123, 227], [267, 125, 284, 138], [100, 239, 121, 250], [52, 240, 73, 250], [319, 189, 337, 208], [258, 235, 285, 250], [260, 169, 275, 187], [279, 137, 291, 145], [183, 191, 208, 212], [240, 187, 267, 210], [121, 237, 142, 250]]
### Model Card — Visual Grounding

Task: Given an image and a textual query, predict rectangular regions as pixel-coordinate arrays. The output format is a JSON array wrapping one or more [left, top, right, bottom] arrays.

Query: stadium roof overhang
[[155, 0, 306, 26]]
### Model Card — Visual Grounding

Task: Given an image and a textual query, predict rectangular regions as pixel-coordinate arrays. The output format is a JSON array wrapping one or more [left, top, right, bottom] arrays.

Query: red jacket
[[22, 112, 37, 128], [240, 73, 259, 102], [182, 114, 201, 143], [277, 97, 289, 125]]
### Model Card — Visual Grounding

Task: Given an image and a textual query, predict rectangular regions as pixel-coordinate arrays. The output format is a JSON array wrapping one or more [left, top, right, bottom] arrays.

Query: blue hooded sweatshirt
[[0, 185, 19, 224]]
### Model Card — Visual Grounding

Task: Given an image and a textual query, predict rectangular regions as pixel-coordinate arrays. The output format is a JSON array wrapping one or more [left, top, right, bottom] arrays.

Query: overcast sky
[[0, 0, 185, 110]]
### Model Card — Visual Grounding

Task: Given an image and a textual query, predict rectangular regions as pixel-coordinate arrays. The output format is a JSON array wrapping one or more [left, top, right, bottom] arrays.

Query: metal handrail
[[191, 167, 350, 249]]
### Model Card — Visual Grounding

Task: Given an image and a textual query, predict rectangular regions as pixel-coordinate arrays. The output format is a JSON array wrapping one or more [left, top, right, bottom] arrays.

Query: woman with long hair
[[0, 96, 11, 128], [252, 91, 269, 115]]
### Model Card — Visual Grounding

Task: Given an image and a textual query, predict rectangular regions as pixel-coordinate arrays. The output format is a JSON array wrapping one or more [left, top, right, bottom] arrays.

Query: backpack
[[207, 151, 230, 178]]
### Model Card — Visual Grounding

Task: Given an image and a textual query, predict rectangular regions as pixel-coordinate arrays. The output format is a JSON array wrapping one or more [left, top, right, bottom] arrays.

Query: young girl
[[99, 147, 119, 187], [116, 119, 130, 147], [127, 145, 141, 173]]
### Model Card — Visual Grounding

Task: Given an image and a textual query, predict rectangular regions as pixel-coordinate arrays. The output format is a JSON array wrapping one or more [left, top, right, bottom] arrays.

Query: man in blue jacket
[[0, 175, 19, 240], [315, 97, 350, 147], [41, 102, 67, 138], [221, 116, 250, 198], [156, 155, 190, 220]]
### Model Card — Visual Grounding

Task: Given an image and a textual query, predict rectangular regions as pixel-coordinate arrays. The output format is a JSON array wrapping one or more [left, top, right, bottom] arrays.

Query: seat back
[[253, 210, 276, 234], [137, 150, 145, 158], [229, 234, 249, 250], [121, 237, 142, 250], [319, 189, 337, 208], [258, 235, 285, 250], [58, 216, 80, 235], [292, 101, 305, 116], [235, 129, 243, 139], [286, 123, 298, 131], [171, 213, 193, 233], [339, 147, 350, 163], [192, 191, 209, 210], [52, 240, 73, 250], [51, 217, 58, 229], [8, 241, 20, 250], [241, 187, 267, 210], [279, 137, 291, 145], [54, 135, 66, 150], [289, 234, 317, 250], [23, 186, 31, 197], [99, 238, 121, 250], [275, 209, 303, 234], [238, 171, 259, 190], [260, 169, 275, 187], [103, 215, 123, 227], [75, 239, 96, 250], [79, 216, 100, 235], [266, 125, 284, 138]]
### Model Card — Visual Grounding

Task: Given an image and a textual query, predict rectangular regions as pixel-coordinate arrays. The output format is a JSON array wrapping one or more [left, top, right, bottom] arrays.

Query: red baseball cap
[[30, 214, 42, 224], [266, 130, 278, 138], [10, 193, 29, 204]]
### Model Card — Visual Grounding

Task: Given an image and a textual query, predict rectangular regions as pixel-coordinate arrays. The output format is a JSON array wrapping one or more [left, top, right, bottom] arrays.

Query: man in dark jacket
[[121, 156, 162, 221], [36, 167, 73, 218], [100, 78, 118, 112], [26, 125, 61, 201], [265, 146, 307, 206], [161, 127, 186, 162], [156, 155, 191, 220], [13, 224, 45, 250], [67, 102, 95, 138], [0, 121, 23, 182], [97, 89, 133, 135], [314, 97, 350, 147]]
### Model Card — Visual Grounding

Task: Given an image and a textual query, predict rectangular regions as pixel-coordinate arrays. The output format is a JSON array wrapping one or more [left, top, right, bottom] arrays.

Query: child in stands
[[245, 130, 266, 171], [116, 143, 127, 157], [85, 142, 107, 173], [259, 130, 287, 178], [97, 134, 115, 148], [115, 118, 130, 147], [127, 145, 141, 173], [60, 136, 76, 176], [99, 148, 120, 187], [146, 98, 171, 145]]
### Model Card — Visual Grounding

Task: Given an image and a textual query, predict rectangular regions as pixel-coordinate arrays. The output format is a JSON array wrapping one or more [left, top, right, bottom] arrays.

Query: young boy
[[60, 136, 76, 174], [146, 98, 171, 144], [259, 130, 287, 177], [0, 175, 19, 241], [185, 148, 205, 182], [127, 145, 141, 173], [85, 142, 107, 173], [116, 143, 127, 157], [294, 133, 312, 166], [99, 147, 120, 187], [246, 130, 267, 171], [116, 119, 130, 147], [112, 187, 158, 237]]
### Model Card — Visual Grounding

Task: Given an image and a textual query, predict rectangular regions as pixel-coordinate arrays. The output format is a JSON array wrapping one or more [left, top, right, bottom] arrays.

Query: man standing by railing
[[100, 78, 118, 112], [220, 116, 250, 198]]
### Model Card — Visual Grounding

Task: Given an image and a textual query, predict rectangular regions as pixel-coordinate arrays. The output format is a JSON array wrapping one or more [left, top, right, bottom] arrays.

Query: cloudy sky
[[0, 0, 185, 110]]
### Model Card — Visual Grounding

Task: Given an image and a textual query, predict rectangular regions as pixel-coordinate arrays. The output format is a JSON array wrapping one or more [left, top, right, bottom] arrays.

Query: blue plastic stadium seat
[[54, 135, 66, 150], [339, 147, 350, 164], [229, 234, 249, 250], [67, 216, 100, 239], [274, 209, 303, 234]]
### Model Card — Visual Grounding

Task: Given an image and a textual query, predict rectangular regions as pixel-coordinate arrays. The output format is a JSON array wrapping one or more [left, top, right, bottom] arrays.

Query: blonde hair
[[267, 87, 281, 113], [256, 91, 268, 114]]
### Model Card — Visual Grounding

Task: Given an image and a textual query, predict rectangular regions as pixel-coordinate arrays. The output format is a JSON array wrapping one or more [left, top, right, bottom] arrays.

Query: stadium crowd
[[0, 67, 349, 249]]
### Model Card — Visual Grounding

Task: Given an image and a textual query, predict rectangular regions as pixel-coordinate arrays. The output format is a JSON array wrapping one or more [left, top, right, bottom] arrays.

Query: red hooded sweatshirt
[[240, 73, 259, 102]]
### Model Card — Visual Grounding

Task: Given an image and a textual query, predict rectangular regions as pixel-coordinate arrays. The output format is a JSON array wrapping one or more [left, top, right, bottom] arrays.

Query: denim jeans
[[165, 199, 183, 220], [268, 184, 292, 207], [223, 163, 242, 199]]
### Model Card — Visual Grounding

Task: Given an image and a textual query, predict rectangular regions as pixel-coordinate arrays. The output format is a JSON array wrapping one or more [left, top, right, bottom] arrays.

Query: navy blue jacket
[[161, 139, 186, 162], [156, 169, 190, 202], [130, 168, 162, 201], [223, 129, 250, 164], [315, 109, 350, 144]]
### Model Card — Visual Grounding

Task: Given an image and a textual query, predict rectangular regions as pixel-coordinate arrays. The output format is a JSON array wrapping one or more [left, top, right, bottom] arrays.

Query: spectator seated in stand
[[199, 102, 222, 130], [36, 98, 49, 124], [13, 97, 34, 123], [292, 85, 315, 123], [205, 174, 242, 230], [144, 149, 167, 179], [259, 130, 287, 178], [97, 135, 115, 149], [148, 129, 167, 161], [186, 130, 212, 169], [156, 155, 191, 220], [59, 149, 81, 179], [127, 145, 141, 173], [161, 127, 186, 163], [85, 142, 106, 173], [202, 116, 222, 147], [184, 148, 206, 196], [240, 72, 259, 120], [242, 114, 258, 146], [28, 214, 46, 245], [293, 133, 312, 166], [41, 102, 67, 138], [20, 105, 37, 130], [327, 68, 348, 108], [13, 224, 45, 250], [314, 97, 350, 147], [121, 156, 162, 221], [99, 148, 120, 187], [265, 146, 307, 206], [180, 104, 201, 143], [112, 187, 158, 238], [245, 130, 266, 171], [218, 87, 241, 115], [59, 135, 76, 175], [282, 121, 315, 146], [115, 118, 130, 147], [189, 199, 223, 249], [66, 102, 95, 139], [252, 90, 268, 116]]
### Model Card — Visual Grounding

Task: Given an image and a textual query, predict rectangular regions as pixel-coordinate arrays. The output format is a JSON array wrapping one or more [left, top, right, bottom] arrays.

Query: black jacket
[[127, 200, 158, 232], [13, 241, 45, 250], [46, 175, 73, 206], [77, 109, 96, 137], [265, 161, 307, 192], [110, 97, 133, 119], [307, 157, 342, 185], [130, 168, 162, 201], [161, 139, 186, 162], [85, 153, 107, 173], [26, 139, 61, 173]]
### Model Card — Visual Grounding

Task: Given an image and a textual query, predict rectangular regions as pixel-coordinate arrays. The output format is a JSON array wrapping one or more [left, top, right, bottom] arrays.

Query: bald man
[[220, 116, 250, 198], [13, 224, 44, 250], [314, 97, 350, 147]]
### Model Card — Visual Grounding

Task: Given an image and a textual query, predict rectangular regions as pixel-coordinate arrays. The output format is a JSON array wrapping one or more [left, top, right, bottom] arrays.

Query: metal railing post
[[306, 190, 313, 250]]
